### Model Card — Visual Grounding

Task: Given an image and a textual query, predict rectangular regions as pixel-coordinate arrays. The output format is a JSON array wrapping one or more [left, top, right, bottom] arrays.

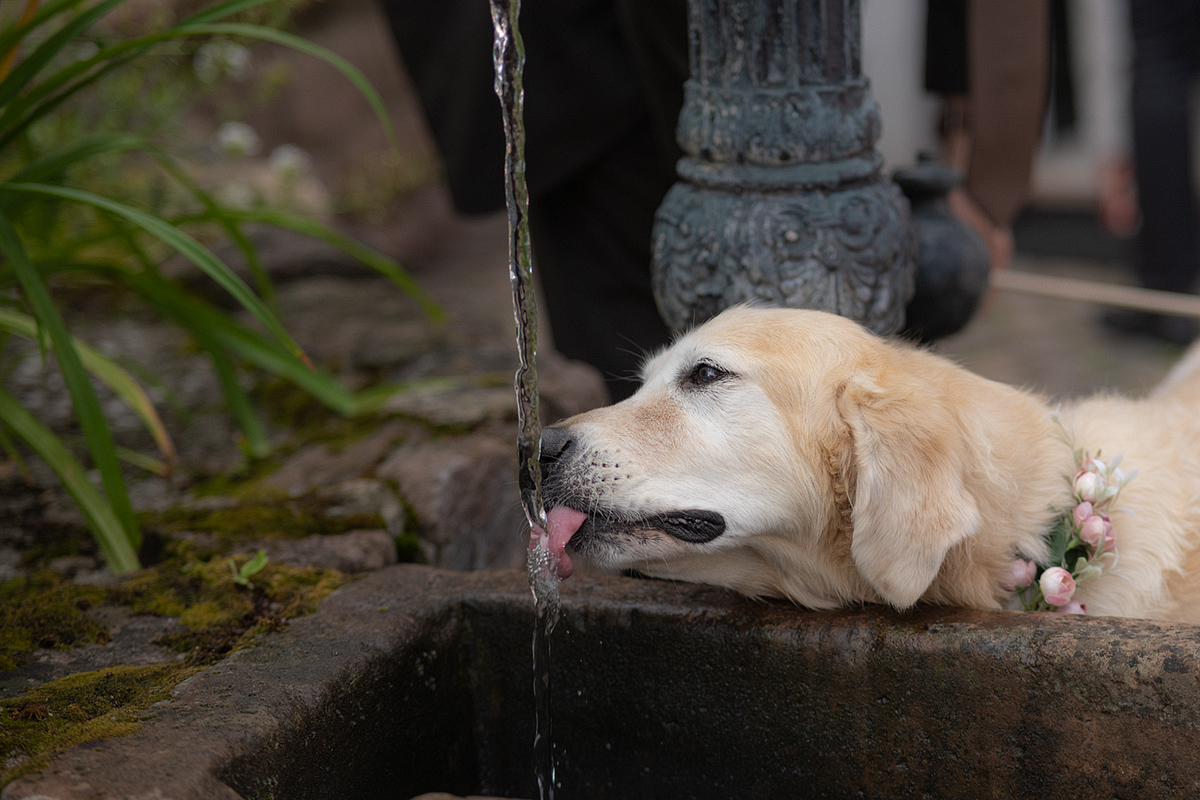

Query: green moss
[[188, 456, 283, 499], [15, 521, 91, 572], [0, 574, 110, 672], [0, 662, 197, 788], [253, 374, 385, 447], [110, 545, 347, 665], [0, 539, 350, 786], [140, 496, 385, 545], [394, 532, 422, 563]]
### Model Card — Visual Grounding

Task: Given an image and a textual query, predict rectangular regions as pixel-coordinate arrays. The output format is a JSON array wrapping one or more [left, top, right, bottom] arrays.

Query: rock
[[40, 494, 86, 527], [0, 607, 183, 701], [185, 495, 240, 511], [375, 432, 526, 571], [383, 384, 516, 427], [0, 546, 24, 583], [127, 477, 180, 513], [537, 349, 610, 422], [314, 479, 406, 536], [47, 555, 100, 578], [382, 350, 608, 428], [169, 530, 223, 554], [244, 529, 397, 574], [264, 420, 414, 497], [267, 277, 442, 372]]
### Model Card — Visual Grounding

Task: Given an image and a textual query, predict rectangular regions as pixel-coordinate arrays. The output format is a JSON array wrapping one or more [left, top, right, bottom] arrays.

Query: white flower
[[194, 40, 252, 84], [1073, 471, 1106, 503], [217, 180, 256, 210], [1040, 567, 1076, 607], [216, 122, 261, 157], [268, 144, 312, 180]]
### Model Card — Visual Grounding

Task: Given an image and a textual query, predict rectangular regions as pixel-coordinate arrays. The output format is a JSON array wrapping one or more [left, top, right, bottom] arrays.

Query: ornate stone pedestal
[[651, 0, 915, 335]]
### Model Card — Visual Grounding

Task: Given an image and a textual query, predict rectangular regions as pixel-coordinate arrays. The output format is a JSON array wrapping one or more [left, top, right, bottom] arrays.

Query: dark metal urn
[[893, 160, 991, 343], [651, 0, 916, 335]]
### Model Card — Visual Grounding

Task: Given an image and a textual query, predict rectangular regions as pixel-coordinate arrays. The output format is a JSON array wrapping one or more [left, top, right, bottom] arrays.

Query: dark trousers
[[530, 123, 676, 401], [1131, 0, 1200, 293]]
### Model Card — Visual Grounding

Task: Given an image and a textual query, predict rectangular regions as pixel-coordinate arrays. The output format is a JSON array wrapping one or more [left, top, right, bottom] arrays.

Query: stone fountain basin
[[7, 564, 1200, 799]]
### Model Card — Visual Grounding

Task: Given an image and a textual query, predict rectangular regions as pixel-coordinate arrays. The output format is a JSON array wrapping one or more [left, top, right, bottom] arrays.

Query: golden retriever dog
[[536, 306, 1200, 622]]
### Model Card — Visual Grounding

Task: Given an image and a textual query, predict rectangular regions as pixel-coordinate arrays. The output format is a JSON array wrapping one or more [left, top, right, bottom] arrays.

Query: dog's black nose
[[540, 426, 573, 463]]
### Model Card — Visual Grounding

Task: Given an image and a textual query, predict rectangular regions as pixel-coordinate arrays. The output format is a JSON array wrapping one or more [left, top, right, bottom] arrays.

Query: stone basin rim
[[6, 564, 1200, 800]]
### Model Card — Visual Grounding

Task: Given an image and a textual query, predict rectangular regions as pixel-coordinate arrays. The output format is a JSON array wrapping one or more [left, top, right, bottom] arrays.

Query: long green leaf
[[176, 22, 398, 150], [208, 346, 270, 458], [211, 206, 444, 323], [147, 147, 276, 312], [0, 0, 280, 144], [0, 50, 139, 151], [0, 386, 140, 573], [0, 182, 308, 363], [115, 268, 358, 415], [93, 268, 273, 455], [4, 133, 144, 186], [0, 211, 140, 555], [0, 307, 176, 472], [0, 0, 127, 110], [114, 445, 167, 476], [0, 0, 94, 75], [178, 0, 276, 25], [0, 15, 396, 156]]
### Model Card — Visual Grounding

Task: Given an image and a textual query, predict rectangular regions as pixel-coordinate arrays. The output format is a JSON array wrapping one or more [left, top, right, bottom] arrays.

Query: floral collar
[[1003, 413, 1136, 614]]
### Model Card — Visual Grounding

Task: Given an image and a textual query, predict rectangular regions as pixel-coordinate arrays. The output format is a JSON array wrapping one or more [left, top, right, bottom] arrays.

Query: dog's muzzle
[[539, 426, 726, 544]]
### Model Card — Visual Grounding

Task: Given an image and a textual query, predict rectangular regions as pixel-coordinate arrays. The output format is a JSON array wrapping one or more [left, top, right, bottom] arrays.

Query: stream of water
[[489, 1, 560, 798]]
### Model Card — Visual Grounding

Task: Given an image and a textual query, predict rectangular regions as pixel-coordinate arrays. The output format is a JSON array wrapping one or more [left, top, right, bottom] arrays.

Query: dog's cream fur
[[541, 306, 1200, 622]]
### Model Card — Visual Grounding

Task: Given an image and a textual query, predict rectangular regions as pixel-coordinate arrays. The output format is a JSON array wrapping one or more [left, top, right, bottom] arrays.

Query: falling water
[[489, 0, 559, 798]]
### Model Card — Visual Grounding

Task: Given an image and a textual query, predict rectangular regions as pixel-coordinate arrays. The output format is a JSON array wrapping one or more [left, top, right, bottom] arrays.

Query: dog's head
[[539, 306, 999, 610]]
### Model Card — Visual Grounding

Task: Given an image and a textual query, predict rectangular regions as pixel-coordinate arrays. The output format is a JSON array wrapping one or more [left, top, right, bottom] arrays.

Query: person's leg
[[1130, 0, 1200, 295], [1106, 0, 1200, 345], [530, 123, 677, 402], [958, 0, 1048, 271]]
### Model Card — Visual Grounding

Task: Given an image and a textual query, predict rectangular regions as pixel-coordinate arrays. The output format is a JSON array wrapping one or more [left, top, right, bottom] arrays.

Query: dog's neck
[[923, 384, 1074, 609]]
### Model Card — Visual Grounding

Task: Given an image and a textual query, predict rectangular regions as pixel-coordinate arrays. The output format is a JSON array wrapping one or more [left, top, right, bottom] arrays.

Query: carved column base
[[651, 176, 915, 335]]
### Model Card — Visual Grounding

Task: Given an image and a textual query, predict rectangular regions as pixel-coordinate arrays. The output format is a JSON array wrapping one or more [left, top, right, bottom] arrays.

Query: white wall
[[862, 0, 941, 170], [863, 0, 1134, 205]]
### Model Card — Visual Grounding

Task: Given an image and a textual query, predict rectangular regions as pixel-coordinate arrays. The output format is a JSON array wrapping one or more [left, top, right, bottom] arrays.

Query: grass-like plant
[[0, 0, 441, 574]]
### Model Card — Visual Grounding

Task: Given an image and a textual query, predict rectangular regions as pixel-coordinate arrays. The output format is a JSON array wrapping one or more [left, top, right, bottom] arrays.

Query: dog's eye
[[684, 361, 731, 388]]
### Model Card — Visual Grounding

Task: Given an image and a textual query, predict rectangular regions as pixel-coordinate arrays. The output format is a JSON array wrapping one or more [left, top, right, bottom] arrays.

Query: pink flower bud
[[1072, 501, 1093, 528], [1074, 471, 1105, 503], [1001, 558, 1038, 591], [1079, 515, 1109, 547], [1039, 567, 1076, 607], [1053, 600, 1087, 615]]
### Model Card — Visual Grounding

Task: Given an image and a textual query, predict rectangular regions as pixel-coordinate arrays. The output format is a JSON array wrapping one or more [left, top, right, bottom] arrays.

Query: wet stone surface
[[8, 566, 1200, 800]]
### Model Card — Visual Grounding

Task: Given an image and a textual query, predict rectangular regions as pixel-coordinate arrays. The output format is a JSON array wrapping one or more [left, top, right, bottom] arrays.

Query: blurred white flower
[[216, 121, 261, 157], [217, 180, 256, 210], [268, 144, 313, 180], [194, 40, 251, 84]]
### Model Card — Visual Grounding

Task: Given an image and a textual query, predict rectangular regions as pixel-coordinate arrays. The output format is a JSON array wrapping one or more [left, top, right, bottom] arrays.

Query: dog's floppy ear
[[837, 369, 982, 610]]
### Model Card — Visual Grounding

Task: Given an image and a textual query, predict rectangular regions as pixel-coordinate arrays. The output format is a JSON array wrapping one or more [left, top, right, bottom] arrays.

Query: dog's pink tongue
[[534, 506, 587, 580]]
